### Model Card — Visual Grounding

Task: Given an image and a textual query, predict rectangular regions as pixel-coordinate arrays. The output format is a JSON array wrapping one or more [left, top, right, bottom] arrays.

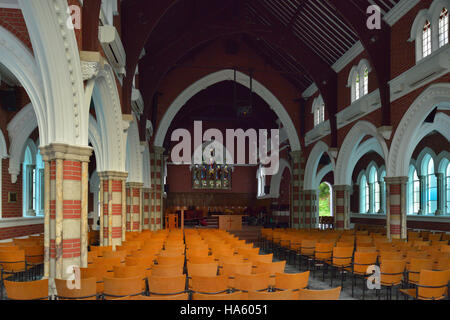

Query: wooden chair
[[4, 279, 49, 300], [102, 276, 144, 300], [116, 293, 189, 300], [350, 251, 378, 299], [187, 255, 215, 264], [405, 258, 434, 286], [80, 265, 109, 294], [55, 277, 98, 300], [156, 255, 185, 266], [400, 270, 450, 300], [311, 242, 333, 281], [378, 259, 406, 300], [296, 287, 341, 300], [330, 246, 354, 289], [0, 249, 28, 299]]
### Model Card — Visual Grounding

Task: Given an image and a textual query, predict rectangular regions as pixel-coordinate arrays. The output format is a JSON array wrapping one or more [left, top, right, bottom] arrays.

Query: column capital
[[39, 143, 93, 162], [98, 171, 128, 181], [384, 176, 409, 185], [126, 182, 144, 188], [333, 185, 352, 191]]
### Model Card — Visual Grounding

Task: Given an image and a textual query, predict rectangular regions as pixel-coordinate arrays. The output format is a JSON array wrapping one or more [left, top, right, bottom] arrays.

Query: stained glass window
[[192, 144, 232, 190]]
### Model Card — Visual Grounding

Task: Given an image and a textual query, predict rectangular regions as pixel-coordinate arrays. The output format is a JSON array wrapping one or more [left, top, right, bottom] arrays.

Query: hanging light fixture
[[233, 68, 253, 119]]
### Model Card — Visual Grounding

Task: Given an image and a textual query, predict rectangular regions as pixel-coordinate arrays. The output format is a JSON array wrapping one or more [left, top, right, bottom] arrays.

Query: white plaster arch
[[436, 151, 450, 174], [88, 115, 104, 172], [154, 69, 301, 151], [388, 83, 450, 177], [126, 116, 144, 183], [19, 0, 88, 146], [336, 121, 388, 185], [6, 104, 37, 182], [269, 158, 292, 198], [0, 26, 47, 145], [304, 140, 335, 190], [92, 64, 126, 172], [0, 129, 8, 159]]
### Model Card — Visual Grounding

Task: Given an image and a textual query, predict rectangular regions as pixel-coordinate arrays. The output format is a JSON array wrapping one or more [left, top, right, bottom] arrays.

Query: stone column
[[418, 175, 427, 215], [150, 146, 165, 230], [385, 177, 408, 240], [40, 144, 92, 293], [435, 173, 445, 216], [98, 171, 127, 248], [290, 151, 304, 229], [142, 188, 151, 230], [333, 185, 352, 230], [126, 182, 144, 232], [368, 181, 375, 214], [304, 190, 319, 229]]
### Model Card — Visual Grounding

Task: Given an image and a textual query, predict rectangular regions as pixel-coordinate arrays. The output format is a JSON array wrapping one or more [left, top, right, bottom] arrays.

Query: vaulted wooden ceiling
[[121, 0, 399, 146]]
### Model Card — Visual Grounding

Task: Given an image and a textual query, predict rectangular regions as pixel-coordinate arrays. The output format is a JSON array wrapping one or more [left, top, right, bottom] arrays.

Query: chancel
[[0, 0, 449, 303]]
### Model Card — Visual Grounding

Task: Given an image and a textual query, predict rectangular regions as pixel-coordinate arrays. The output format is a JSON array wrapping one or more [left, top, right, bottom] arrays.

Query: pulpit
[[165, 213, 179, 230], [214, 215, 245, 231]]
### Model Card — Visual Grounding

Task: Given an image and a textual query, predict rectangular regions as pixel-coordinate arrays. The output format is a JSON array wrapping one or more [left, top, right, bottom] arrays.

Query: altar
[[213, 215, 246, 231]]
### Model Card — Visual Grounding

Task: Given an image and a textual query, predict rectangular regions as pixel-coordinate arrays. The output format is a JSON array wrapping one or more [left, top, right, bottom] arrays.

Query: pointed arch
[[153, 69, 301, 151], [304, 140, 335, 190]]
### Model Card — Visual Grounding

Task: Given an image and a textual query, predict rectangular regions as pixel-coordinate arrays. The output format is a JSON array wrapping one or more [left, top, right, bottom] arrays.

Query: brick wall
[[1, 158, 23, 218], [0, 8, 32, 51], [0, 223, 43, 240]]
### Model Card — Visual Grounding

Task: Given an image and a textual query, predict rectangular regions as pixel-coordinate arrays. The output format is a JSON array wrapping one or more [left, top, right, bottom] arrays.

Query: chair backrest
[[408, 258, 434, 283], [353, 252, 378, 274], [297, 287, 341, 300], [187, 262, 219, 277], [357, 246, 377, 253], [221, 262, 252, 276], [314, 243, 333, 260], [102, 250, 127, 262], [248, 290, 296, 300], [332, 247, 353, 266], [233, 272, 270, 292], [151, 263, 184, 277], [4, 279, 49, 300], [0, 250, 26, 272], [102, 276, 144, 299], [192, 291, 248, 300], [23, 245, 44, 264], [274, 271, 309, 291], [113, 265, 146, 278], [118, 293, 189, 300], [416, 269, 450, 300], [148, 275, 186, 295], [301, 240, 316, 255], [55, 277, 97, 300], [157, 255, 185, 265], [254, 261, 286, 275], [190, 275, 229, 294], [380, 260, 406, 285]]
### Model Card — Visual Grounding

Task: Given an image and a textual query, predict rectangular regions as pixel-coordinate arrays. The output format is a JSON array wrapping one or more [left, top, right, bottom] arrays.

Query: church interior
[[0, 0, 449, 301]]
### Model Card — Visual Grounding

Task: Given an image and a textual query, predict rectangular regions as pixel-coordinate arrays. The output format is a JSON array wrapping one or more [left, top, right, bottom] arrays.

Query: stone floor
[[257, 242, 407, 301]]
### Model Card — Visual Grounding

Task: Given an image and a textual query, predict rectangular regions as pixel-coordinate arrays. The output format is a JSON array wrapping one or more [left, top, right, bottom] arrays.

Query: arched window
[[423, 20, 432, 58], [348, 60, 371, 103], [312, 96, 325, 127], [408, 166, 420, 215], [439, 8, 449, 48], [257, 167, 266, 197], [359, 174, 369, 214], [380, 170, 386, 213], [427, 157, 438, 214], [22, 144, 45, 217], [446, 163, 450, 214]]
